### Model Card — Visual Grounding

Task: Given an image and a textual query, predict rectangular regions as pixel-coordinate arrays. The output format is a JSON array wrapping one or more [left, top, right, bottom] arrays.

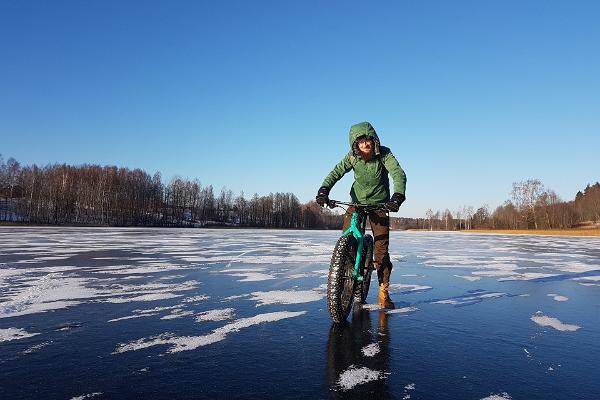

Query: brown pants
[[342, 207, 392, 285]]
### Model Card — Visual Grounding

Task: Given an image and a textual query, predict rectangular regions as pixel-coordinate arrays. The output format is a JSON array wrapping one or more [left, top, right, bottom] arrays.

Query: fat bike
[[326, 200, 387, 323]]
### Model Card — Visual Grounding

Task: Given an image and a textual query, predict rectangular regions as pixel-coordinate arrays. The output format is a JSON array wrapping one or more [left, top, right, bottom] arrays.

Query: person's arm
[[321, 153, 353, 189], [383, 151, 406, 195]]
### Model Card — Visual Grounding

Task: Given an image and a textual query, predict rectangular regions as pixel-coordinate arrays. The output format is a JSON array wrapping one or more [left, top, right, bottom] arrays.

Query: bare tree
[[425, 208, 434, 231], [511, 179, 544, 229]]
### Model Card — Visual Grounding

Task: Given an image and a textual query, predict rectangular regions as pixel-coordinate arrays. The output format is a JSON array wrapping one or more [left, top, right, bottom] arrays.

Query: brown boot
[[378, 282, 395, 309]]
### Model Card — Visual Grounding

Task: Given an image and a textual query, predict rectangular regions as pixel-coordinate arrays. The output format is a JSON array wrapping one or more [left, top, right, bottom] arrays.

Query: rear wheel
[[327, 235, 357, 323], [354, 234, 374, 304]]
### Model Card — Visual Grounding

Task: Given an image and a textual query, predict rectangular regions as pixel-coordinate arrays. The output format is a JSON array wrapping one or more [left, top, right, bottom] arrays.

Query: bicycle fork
[[341, 211, 367, 282]]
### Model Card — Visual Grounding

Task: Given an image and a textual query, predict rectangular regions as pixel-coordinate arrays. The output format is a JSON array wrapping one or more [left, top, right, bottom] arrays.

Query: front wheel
[[327, 235, 357, 323]]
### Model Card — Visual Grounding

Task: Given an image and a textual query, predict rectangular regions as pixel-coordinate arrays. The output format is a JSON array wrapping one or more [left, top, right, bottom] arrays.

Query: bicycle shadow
[[326, 308, 392, 399]]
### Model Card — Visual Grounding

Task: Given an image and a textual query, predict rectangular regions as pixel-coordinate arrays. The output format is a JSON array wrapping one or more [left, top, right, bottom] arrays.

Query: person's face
[[357, 137, 374, 154]]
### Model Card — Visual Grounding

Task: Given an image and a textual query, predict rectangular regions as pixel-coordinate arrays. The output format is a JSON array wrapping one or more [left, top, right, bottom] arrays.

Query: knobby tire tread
[[327, 235, 356, 323]]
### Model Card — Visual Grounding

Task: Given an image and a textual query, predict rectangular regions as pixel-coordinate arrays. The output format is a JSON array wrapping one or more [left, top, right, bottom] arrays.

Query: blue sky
[[1, 1, 599, 217]]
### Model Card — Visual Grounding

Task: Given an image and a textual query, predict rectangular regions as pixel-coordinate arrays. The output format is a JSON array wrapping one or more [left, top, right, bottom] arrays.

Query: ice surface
[[433, 292, 507, 305], [1, 228, 599, 398], [0, 327, 40, 342], [530, 312, 581, 331], [337, 365, 388, 391]]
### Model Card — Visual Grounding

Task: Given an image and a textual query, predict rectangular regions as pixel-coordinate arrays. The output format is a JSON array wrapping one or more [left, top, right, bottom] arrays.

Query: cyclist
[[316, 121, 406, 309]]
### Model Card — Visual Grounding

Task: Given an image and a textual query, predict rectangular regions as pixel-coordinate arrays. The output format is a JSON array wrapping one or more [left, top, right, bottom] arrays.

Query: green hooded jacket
[[321, 122, 406, 205]]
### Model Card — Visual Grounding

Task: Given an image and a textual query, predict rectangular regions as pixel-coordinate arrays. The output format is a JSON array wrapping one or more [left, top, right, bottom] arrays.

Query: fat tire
[[327, 234, 357, 323]]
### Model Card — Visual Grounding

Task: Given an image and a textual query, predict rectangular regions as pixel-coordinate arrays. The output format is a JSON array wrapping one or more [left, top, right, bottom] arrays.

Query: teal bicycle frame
[[342, 211, 365, 282]]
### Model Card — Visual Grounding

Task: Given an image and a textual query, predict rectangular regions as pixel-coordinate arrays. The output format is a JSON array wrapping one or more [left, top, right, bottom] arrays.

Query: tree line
[[417, 179, 600, 231], [2, 155, 598, 230], [0, 155, 341, 229]]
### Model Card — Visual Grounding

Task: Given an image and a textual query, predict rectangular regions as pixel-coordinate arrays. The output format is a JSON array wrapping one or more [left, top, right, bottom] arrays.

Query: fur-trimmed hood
[[349, 121, 381, 159]]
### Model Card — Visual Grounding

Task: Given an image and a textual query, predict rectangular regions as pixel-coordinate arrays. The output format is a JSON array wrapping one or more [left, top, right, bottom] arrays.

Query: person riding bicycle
[[316, 121, 406, 309]]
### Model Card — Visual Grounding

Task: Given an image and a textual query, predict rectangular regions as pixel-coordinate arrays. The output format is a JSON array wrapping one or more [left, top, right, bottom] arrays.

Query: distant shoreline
[[406, 228, 600, 237], [2, 223, 600, 236]]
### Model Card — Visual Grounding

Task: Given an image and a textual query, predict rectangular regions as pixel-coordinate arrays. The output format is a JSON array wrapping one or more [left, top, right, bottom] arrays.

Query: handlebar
[[327, 199, 388, 212]]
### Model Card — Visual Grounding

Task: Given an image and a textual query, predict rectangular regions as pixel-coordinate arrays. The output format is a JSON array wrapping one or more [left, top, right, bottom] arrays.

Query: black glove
[[385, 193, 405, 212], [316, 186, 330, 207]]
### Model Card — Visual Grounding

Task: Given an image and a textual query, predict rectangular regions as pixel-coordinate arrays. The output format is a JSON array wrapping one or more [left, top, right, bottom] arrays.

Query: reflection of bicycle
[[327, 309, 391, 398], [326, 200, 387, 323]]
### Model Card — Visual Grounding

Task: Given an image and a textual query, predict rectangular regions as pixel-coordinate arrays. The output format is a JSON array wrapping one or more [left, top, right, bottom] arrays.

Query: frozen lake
[[1, 227, 599, 399]]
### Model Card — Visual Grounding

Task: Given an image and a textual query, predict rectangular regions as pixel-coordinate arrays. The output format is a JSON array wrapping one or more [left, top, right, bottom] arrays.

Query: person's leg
[[369, 210, 395, 309], [342, 206, 355, 232]]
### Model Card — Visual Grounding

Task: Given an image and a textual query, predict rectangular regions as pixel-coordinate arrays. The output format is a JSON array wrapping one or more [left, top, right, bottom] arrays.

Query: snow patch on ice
[[530, 312, 581, 331], [454, 275, 481, 281], [69, 392, 102, 400], [388, 283, 432, 293], [387, 307, 419, 314], [103, 293, 183, 303], [23, 340, 53, 354], [195, 308, 235, 322], [160, 309, 194, 320], [0, 327, 40, 342], [480, 393, 512, 400], [337, 365, 388, 391], [249, 290, 324, 306], [499, 272, 558, 281], [547, 293, 568, 302], [114, 311, 306, 354], [0, 274, 97, 318], [222, 294, 249, 301], [433, 291, 508, 306], [228, 272, 276, 282], [403, 383, 416, 399], [574, 275, 600, 282], [108, 313, 159, 322], [220, 268, 266, 273], [183, 295, 210, 303], [133, 305, 180, 314], [361, 304, 382, 311], [361, 342, 380, 357]]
